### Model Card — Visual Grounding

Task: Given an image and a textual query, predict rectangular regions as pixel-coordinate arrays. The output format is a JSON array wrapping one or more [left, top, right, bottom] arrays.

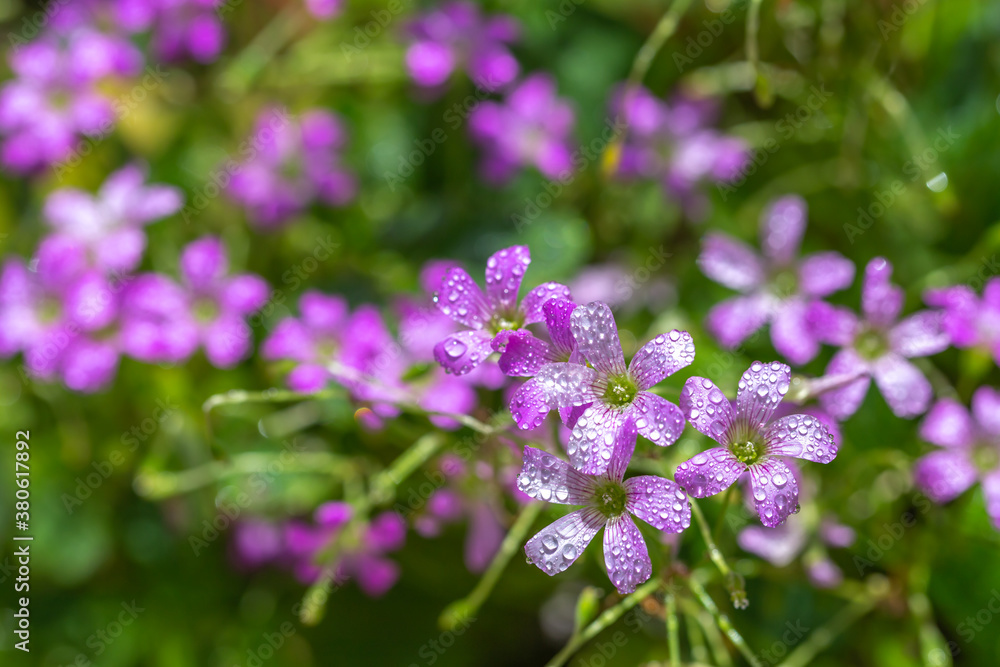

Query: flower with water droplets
[[431, 245, 571, 376], [912, 387, 1000, 531], [518, 418, 690, 594], [923, 277, 1000, 366], [491, 297, 582, 377], [674, 361, 838, 528], [698, 195, 855, 365], [509, 301, 694, 474], [811, 257, 949, 420]]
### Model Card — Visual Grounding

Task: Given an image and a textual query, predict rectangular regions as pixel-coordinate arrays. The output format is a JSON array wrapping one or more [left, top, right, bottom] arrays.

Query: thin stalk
[[545, 578, 663, 667], [439, 502, 544, 630], [713, 486, 737, 542], [666, 587, 681, 667], [690, 499, 734, 581], [776, 594, 879, 667], [688, 575, 762, 667]]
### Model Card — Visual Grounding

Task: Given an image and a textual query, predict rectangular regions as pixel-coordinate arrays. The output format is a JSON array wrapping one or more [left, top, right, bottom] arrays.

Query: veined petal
[[571, 301, 627, 376], [605, 416, 638, 483], [674, 447, 745, 498], [625, 476, 690, 533], [632, 392, 686, 448], [517, 446, 596, 505], [524, 508, 604, 576], [603, 514, 652, 594], [862, 257, 903, 328], [433, 329, 494, 375], [818, 349, 872, 420], [764, 414, 838, 464], [628, 329, 695, 390], [698, 232, 765, 292], [434, 267, 491, 329], [735, 360, 791, 433], [748, 459, 800, 527], [799, 252, 855, 298], [521, 282, 573, 325], [493, 329, 553, 377], [871, 353, 932, 419], [680, 376, 735, 444], [890, 310, 949, 358], [913, 450, 977, 504], [509, 377, 554, 431], [759, 195, 806, 265], [526, 362, 601, 409], [484, 245, 530, 313], [542, 297, 578, 356], [567, 404, 626, 475], [919, 398, 975, 449]]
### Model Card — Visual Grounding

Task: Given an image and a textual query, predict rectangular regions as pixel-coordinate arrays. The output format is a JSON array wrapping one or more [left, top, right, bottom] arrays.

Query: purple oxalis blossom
[[699, 195, 855, 364], [468, 73, 576, 184], [674, 361, 838, 527], [227, 108, 356, 229], [491, 297, 582, 377], [405, 1, 520, 91], [150, 0, 227, 64], [924, 277, 1000, 365], [121, 237, 268, 367], [518, 418, 690, 594], [42, 164, 183, 273], [610, 87, 748, 220], [432, 245, 571, 376], [510, 301, 694, 475], [812, 257, 949, 420], [913, 388, 1000, 530]]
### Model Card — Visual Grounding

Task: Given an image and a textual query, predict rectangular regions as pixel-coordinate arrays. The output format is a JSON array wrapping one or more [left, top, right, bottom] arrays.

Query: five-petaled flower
[[674, 361, 838, 527], [913, 387, 1000, 531], [812, 257, 949, 420], [431, 245, 570, 376], [510, 301, 694, 474], [699, 195, 855, 365], [518, 418, 690, 594]]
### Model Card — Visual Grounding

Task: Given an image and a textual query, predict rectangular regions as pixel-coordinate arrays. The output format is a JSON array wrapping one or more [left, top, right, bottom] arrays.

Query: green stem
[[691, 499, 734, 581], [776, 594, 879, 667], [545, 578, 663, 667], [439, 502, 544, 630], [713, 486, 737, 542], [666, 586, 681, 667], [746, 0, 771, 105], [688, 575, 762, 667], [217, 6, 307, 97]]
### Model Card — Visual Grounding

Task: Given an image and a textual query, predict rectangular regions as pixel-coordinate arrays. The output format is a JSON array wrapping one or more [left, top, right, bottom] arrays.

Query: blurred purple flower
[[149, 0, 227, 64], [812, 257, 949, 420], [699, 195, 855, 365], [610, 87, 748, 220], [431, 245, 570, 376], [675, 361, 838, 527], [913, 388, 1000, 530], [405, 1, 519, 91], [924, 278, 1000, 364], [509, 301, 694, 474], [518, 418, 690, 594], [42, 164, 182, 273], [304, 0, 344, 20], [121, 236, 268, 367], [468, 74, 576, 183], [227, 108, 357, 229]]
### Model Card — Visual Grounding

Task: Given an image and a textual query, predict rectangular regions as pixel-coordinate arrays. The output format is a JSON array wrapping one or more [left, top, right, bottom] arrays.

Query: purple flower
[[518, 418, 690, 594], [674, 361, 838, 527], [42, 164, 182, 273], [699, 195, 855, 364], [610, 88, 748, 220], [431, 245, 571, 376], [738, 513, 854, 589], [924, 278, 1000, 364], [405, 1, 519, 90], [304, 0, 344, 20], [150, 0, 227, 64], [510, 301, 694, 474], [227, 108, 356, 229], [813, 258, 949, 420], [0, 242, 122, 392], [491, 297, 581, 377], [121, 237, 268, 367], [913, 388, 1000, 530], [468, 74, 575, 184]]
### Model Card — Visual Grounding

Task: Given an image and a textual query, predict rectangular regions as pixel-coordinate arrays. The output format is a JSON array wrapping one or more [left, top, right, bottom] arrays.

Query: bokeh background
[[1, 0, 1000, 665]]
